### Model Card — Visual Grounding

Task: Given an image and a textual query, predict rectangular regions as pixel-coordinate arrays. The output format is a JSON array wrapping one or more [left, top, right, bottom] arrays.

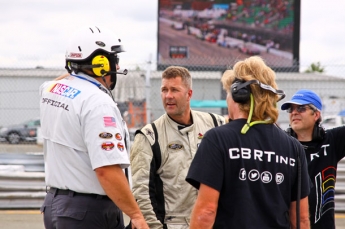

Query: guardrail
[[0, 153, 45, 209], [1, 152, 345, 211]]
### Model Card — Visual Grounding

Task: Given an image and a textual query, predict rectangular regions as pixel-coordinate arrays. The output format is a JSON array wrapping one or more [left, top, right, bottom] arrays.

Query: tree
[[304, 62, 325, 73]]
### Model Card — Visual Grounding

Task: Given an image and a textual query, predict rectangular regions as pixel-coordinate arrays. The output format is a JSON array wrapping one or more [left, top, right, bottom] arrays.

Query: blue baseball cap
[[281, 89, 322, 111]]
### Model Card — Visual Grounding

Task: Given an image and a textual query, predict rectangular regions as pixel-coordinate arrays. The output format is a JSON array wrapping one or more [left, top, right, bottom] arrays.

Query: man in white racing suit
[[130, 66, 225, 229]]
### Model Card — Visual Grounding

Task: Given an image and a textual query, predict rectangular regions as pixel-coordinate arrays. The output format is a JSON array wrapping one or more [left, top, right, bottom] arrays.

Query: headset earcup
[[231, 81, 250, 104], [92, 55, 110, 76], [312, 123, 325, 141]]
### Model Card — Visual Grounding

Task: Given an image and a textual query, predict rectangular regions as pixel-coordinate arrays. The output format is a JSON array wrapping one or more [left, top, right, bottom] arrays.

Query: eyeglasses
[[286, 105, 314, 113]]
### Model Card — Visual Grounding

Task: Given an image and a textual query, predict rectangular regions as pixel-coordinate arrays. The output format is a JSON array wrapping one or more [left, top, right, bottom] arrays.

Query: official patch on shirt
[[168, 143, 184, 150], [99, 132, 113, 139], [101, 142, 115, 151], [103, 116, 117, 127], [117, 142, 124, 152], [115, 133, 122, 140], [41, 98, 69, 111], [49, 83, 81, 99]]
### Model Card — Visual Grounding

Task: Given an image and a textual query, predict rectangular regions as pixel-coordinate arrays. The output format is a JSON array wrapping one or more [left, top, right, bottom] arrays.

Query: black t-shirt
[[186, 119, 310, 229], [300, 126, 345, 229]]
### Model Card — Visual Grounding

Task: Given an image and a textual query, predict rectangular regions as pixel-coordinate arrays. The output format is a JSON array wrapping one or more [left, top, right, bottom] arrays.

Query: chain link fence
[[0, 58, 345, 145]]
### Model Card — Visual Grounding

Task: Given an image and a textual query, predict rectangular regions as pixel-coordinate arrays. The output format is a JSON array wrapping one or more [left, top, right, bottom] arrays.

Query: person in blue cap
[[281, 89, 345, 229]]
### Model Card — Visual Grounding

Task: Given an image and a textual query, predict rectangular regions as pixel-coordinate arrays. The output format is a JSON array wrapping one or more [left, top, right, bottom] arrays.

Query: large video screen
[[158, 0, 300, 71]]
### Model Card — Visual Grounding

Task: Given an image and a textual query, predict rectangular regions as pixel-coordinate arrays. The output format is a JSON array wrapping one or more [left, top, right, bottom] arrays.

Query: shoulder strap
[[151, 122, 162, 171], [209, 113, 218, 127], [140, 123, 166, 227], [135, 123, 162, 170]]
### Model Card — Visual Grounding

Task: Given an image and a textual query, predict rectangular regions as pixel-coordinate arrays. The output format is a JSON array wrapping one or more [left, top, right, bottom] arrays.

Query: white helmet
[[66, 26, 124, 61], [65, 26, 124, 76]]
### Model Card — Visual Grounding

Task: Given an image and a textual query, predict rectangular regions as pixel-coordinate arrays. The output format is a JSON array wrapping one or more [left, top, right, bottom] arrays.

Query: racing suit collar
[[166, 111, 195, 135]]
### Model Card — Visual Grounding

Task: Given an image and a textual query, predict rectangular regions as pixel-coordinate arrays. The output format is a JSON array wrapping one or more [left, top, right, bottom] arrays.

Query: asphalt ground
[[0, 210, 130, 229], [0, 210, 345, 229]]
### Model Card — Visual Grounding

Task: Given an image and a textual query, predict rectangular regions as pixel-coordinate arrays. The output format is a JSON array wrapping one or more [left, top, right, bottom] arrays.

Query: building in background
[[1, 68, 345, 133]]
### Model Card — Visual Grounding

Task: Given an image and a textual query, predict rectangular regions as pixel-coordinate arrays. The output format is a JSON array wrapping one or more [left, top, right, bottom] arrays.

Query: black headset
[[286, 122, 325, 141], [231, 79, 286, 103]]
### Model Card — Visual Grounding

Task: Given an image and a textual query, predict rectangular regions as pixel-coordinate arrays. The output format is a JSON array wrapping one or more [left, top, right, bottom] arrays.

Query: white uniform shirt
[[39, 73, 130, 195]]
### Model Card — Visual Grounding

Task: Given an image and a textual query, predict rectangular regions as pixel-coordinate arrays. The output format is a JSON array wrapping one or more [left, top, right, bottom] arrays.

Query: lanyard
[[72, 74, 102, 88], [71, 74, 112, 96]]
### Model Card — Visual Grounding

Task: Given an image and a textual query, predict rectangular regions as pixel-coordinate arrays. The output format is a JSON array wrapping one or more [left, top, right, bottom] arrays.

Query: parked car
[[0, 118, 40, 144]]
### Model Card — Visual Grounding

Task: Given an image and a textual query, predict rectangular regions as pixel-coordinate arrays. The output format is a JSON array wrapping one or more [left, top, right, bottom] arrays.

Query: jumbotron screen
[[157, 0, 300, 71]]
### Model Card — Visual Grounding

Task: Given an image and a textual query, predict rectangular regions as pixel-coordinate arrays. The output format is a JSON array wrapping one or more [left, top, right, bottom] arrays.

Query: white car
[[217, 36, 241, 49], [171, 22, 184, 30]]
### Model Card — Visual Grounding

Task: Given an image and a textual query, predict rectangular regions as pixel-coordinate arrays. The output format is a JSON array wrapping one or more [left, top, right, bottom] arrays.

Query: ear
[[187, 89, 193, 99], [314, 110, 321, 122]]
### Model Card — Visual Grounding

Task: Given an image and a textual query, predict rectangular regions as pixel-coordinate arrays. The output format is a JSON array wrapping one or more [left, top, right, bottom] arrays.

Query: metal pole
[[145, 54, 152, 124]]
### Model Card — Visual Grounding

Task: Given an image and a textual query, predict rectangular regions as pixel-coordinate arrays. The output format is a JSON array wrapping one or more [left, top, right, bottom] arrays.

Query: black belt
[[48, 187, 110, 200]]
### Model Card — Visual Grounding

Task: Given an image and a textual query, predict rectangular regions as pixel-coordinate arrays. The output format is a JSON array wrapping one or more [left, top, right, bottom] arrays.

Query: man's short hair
[[162, 66, 192, 89]]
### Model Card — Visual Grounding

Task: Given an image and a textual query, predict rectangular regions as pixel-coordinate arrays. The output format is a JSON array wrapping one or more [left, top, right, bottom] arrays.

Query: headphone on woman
[[230, 79, 286, 134], [231, 79, 286, 103]]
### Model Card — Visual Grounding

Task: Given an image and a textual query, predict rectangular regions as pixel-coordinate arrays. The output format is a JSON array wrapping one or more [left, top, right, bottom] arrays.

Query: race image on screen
[[158, 0, 300, 70]]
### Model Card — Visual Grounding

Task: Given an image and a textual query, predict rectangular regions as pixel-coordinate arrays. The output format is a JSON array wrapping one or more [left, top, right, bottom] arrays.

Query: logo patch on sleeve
[[117, 142, 125, 152], [99, 132, 113, 139], [101, 142, 115, 151], [115, 133, 122, 140]]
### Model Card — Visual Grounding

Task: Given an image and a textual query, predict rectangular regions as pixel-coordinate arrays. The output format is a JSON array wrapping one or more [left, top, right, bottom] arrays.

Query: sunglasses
[[286, 105, 314, 113], [116, 57, 119, 65]]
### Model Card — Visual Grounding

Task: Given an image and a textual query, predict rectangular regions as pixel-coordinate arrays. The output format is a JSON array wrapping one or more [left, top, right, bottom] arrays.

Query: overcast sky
[[0, 0, 344, 77]]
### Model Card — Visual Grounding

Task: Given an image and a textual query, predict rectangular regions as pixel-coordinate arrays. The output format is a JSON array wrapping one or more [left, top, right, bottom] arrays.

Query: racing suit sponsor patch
[[145, 128, 154, 140], [168, 143, 184, 150]]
